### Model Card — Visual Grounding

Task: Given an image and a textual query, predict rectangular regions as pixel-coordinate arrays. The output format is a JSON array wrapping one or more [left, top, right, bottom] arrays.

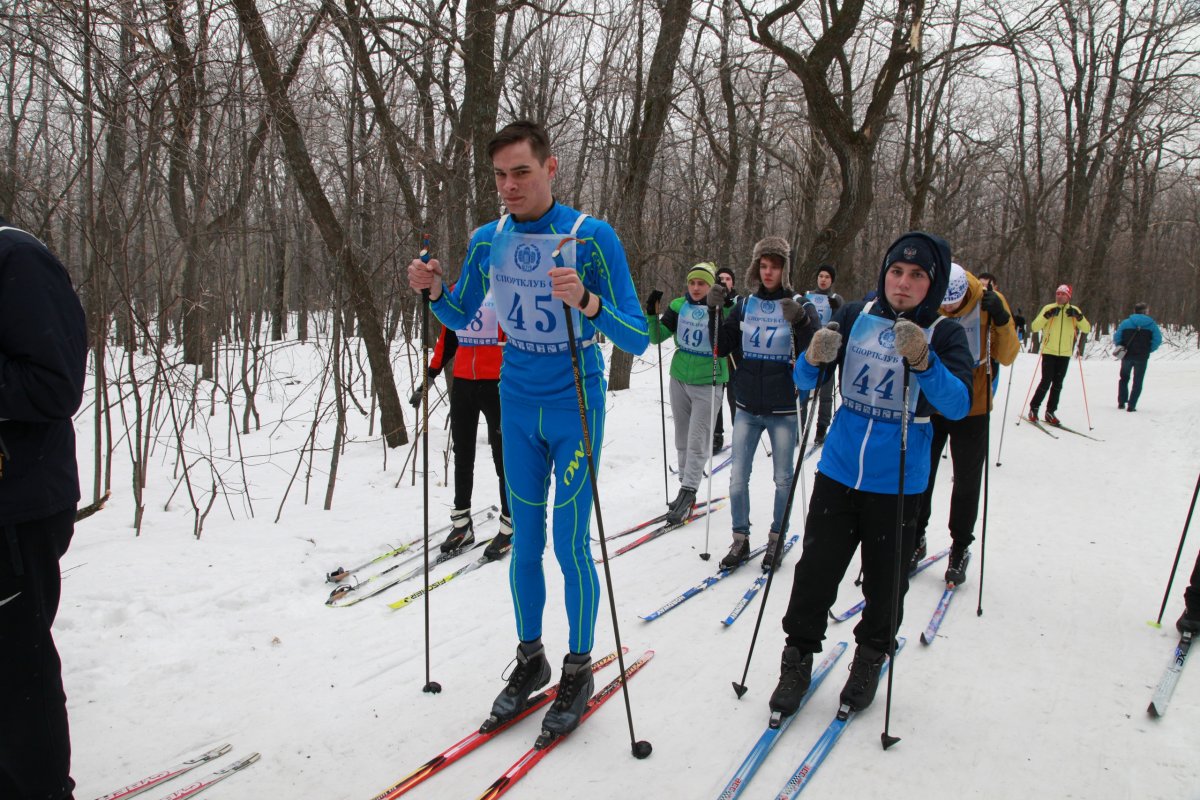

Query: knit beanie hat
[[816, 263, 836, 282], [941, 263, 968, 308], [1056, 283, 1072, 299], [687, 261, 717, 286], [884, 234, 940, 281]]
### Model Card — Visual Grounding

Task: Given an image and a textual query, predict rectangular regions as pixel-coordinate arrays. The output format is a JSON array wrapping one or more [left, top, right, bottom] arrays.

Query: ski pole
[[702, 298, 721, 561], [652, 291, 669, 506], [994, 354, 1016, 466], [731, 325, 830, 699], [1016, 350, 1041, 425], [977, 321, 993, 617], [1075, 334, 1094, 430], [1153, 471, 1200, 627], [881, 362, 911, 751], [554, 237, 651, 759], [418, 234, 441, 695]]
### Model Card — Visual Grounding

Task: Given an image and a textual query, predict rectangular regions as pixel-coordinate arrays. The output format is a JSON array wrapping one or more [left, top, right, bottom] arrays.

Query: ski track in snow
[[62, 335, 1200, 799]]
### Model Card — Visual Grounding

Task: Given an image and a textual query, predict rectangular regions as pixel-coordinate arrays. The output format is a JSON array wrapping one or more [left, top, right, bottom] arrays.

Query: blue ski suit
[[430, 202, 648, 654]]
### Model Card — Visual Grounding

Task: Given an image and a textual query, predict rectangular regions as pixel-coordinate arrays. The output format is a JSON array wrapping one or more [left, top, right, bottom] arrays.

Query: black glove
[[645, 289, 664, 316], [980, 289, 1010, 325], [780, 297, 806, 325], [409, 384, 426, 408], [1066, 306, 1082, 320], [1044, 306, 1060, 319], [707, 284, 727, 309]]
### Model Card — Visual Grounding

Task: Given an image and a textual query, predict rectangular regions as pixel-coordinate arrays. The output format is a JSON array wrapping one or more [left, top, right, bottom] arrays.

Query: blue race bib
[[807, 292, 833, 326], [840, 306, 930, 422], [455, 291, 500, 346], [740, 296, 792, 362], [675, 302, 714, 355], [489, 218, 587, 354]]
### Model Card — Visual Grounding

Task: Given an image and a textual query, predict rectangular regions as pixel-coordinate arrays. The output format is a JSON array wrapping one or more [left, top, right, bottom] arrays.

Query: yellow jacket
[[1031, 301, 1091, 356], [937, 271, 1020, 416]]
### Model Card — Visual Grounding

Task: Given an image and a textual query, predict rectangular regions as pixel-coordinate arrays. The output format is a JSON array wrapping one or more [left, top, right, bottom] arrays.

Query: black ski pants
[[0, 508, 76, 800], [450, 378, 509, 517], [1185, 549, 1200, 615], [781, 473, 920, 654], [1030, 354, 1071, 413], [917, 413, 988, 548], [1118, 357, 1148, 409]]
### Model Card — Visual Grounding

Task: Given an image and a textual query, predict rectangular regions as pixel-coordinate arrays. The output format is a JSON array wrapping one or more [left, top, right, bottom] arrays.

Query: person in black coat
[[708, 236, 819, 572], [0, 218, 87, 800]]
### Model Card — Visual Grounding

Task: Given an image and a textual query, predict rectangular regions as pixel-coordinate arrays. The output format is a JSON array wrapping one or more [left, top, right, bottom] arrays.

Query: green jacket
[[647, 296, 730, 385]]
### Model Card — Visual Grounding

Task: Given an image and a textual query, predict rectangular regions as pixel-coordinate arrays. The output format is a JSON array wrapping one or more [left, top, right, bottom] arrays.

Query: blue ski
[[714, 643, 847, 800], [829, 547, 951, 623], [640, 545, 768, 622], [722, 535, 799, 626], [773, 639, 907, 798], [920, 552, 971, 645]]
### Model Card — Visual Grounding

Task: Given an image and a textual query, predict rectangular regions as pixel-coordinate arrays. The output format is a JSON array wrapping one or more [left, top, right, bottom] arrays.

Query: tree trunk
[[232, 0, 408, 446]]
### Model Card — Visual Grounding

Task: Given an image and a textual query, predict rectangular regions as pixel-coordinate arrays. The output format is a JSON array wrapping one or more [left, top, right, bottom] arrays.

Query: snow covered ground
[[62, 328, 1200, 799]]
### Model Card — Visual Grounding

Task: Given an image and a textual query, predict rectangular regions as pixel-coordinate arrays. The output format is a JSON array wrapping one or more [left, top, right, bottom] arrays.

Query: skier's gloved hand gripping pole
[[730, 322, 835, 699], [419, 234, 441, 695], [552, 237, 652, 759]]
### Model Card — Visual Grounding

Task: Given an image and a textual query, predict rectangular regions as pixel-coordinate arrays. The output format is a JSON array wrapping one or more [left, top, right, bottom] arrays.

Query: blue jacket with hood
[[1114, 313, 1162, 360], [793, 232, 973, 494]]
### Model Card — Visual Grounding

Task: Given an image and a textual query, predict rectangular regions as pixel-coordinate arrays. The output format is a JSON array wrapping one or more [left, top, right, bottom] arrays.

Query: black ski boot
[[761, 531, 785, 572], [481, 639, 551, 732], [720, 533, 750, 570], [908, 534, 927, 574], [441, 508, 475, 553], [1178, 608, 1200, 635], [713, 432, 724, 453], [945, 543, 970, 586], [814, 427, 827, 445], [539, 652, 594, 741], [768, 647, 813, 719], [839, 643, 887, 713], [483, 514, 513, 561], [666, 486, 697, 525]]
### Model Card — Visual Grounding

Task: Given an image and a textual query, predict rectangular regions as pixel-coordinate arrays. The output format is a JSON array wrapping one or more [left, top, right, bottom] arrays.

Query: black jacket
[[718, 286, 819, 416], [0, 220, 87, 525]]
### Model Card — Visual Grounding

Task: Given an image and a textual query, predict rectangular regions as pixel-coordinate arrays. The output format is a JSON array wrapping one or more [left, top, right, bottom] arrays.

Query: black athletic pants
[[1030, 354, 1071, 413], [1118, 357, 1148, 409], [450, 378, 509, 517], [1185, 549, 1200, 615], [781, 473, 920, 654], [0, 508, 76, 800], [917, 414, 988, 548]]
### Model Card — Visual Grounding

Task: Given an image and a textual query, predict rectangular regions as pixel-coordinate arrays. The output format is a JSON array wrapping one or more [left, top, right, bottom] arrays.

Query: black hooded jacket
[[0, 220, 87, 525], [816, 232, 975, 418], [716, 264, 820, 416]]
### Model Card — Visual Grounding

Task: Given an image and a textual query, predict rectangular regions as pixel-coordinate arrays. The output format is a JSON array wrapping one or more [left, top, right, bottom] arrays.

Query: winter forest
[[2, 0, 1200, 796], [3, 0, 1200, 474]]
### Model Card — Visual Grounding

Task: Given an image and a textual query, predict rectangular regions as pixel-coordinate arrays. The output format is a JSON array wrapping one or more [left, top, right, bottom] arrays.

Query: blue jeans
[[730, 410, 798, 537]]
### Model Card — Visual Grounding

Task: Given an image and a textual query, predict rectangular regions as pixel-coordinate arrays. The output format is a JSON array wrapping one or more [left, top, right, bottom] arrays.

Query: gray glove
[[893, 319, 930, 372], [804, 322, 842, 366], [706, 284, 727, 309], [780, 297, 805, 325]]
